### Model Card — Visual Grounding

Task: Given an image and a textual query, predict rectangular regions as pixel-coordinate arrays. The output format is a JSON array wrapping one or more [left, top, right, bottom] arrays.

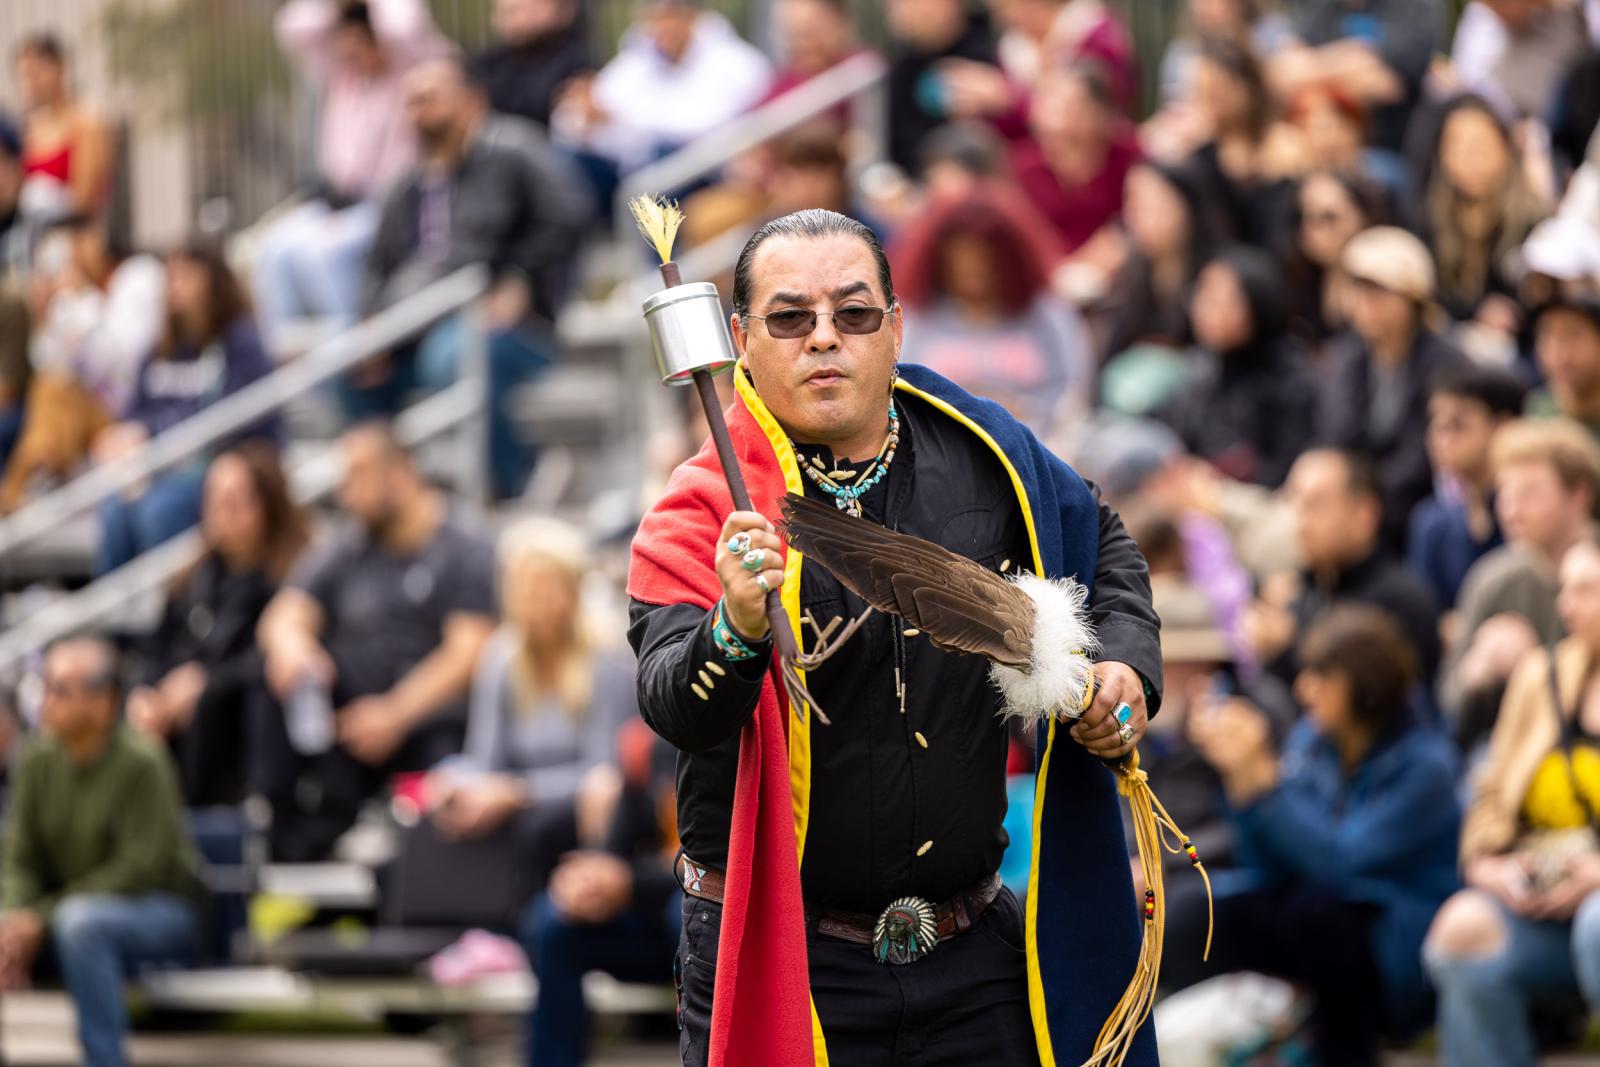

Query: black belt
[[676, 854, 1003, 964]]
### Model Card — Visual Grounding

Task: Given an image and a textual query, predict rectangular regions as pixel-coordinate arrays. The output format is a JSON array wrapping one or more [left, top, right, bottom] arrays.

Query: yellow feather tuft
[[629, 194, 685, 265]]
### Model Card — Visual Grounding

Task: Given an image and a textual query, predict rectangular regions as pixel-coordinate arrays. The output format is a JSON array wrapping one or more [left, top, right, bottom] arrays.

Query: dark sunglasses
[[746, 304, 893, 340]]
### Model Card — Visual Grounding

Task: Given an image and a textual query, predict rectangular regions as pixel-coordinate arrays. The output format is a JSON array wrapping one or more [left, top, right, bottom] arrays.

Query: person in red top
[[1010, 62, 1141, 254], [13, 34, 111, 222]]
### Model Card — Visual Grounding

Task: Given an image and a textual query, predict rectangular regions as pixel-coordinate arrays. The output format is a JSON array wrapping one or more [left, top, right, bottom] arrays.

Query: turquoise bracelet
[[711, 599, 759, 662]]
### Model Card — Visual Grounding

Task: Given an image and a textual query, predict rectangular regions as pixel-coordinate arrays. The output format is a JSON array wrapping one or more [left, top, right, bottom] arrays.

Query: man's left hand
[[337, 695, 409, 766], [1067, 662, 1148, 760], [550, 852, 634, 925]]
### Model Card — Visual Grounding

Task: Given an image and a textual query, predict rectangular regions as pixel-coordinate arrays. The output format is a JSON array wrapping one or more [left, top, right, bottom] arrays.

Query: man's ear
[[730, 313, 748, 358]]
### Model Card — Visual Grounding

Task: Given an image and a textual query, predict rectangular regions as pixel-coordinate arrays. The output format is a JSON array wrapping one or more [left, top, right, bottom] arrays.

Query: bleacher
[[0, 33, 890, 1060]]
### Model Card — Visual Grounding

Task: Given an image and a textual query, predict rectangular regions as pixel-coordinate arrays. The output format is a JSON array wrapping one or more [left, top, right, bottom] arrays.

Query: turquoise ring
[[1114, 702, 1133, 725], [741, 548, 766, 572], [727, 532, 752, 556]]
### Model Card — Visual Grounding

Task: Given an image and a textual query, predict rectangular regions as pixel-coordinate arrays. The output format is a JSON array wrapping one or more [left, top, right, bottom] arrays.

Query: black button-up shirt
[[628, 394, 1160, 912]]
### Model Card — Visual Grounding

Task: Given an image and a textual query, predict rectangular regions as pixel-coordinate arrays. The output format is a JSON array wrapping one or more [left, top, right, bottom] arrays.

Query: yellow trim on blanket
[[892, 378, 1057, 1067], [732, 363, 829, 1067]]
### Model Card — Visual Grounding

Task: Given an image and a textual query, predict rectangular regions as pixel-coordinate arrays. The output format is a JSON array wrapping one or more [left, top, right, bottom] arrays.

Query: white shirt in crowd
[[555, 11, 772, 173]]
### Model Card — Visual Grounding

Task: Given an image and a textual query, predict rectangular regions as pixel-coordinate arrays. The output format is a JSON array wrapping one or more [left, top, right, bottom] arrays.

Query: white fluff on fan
[[989, 573, 1099, 723]]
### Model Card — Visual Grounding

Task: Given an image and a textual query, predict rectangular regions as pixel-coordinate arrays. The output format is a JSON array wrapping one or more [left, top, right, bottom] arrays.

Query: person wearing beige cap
[[1317, 225, 1473, 551]]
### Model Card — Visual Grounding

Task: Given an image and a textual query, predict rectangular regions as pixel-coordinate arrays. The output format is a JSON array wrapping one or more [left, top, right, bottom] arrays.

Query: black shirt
[[470, 29, 592, 130], [292, 511, 496, 702], [629, 394, 1161, 911]]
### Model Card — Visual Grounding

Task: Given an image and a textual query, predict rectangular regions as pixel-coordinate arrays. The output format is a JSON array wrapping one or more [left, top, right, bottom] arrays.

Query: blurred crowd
[[11, 0, 1600, 1065]]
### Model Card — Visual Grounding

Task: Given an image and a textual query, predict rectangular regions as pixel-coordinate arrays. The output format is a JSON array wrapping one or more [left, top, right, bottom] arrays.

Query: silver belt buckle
[[873, 896, 938, 965]]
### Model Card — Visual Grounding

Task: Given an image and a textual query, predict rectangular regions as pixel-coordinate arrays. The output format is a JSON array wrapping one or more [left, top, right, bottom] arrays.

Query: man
[[1441, 416, 1600, 747], [1525, 255, 1600, 444], [1, 637, 197, 1067], [1317, 226, 1472, 552], [355, 55, 592, 500], [552, 0, 771, 177], [1408, 362, 1528, 609], [629, 209, 1161, 1066], [1244, 448, 1442, 685], [256, 0, 451, 354], [254, 422, 496, 861], [470, 0, 589, 130]]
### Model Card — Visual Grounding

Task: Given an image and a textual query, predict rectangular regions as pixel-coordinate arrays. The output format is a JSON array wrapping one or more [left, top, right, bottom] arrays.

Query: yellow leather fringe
[[1068, 669, 1214, 1067]]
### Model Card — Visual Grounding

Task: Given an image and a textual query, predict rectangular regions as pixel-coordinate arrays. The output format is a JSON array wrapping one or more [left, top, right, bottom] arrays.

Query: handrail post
[[458, 305, 491, 505]]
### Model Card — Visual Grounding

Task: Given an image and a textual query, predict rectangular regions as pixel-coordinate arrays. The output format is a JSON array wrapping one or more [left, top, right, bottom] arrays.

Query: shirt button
[[917, 840, 933, 857], [914, 732, 928, 749]]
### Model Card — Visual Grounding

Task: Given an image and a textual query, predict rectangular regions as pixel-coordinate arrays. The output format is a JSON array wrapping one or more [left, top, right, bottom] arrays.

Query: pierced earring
[[888, 362, 900, 395]]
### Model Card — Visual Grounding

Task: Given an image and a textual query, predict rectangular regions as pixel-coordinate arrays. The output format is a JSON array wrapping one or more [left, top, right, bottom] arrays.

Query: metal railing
[[0, 379, 480, 677], [0, 265, 491, 560]]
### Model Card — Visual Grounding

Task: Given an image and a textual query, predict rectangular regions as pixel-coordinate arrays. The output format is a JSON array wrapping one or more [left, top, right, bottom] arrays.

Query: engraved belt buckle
[[873, 895, 938, 965]]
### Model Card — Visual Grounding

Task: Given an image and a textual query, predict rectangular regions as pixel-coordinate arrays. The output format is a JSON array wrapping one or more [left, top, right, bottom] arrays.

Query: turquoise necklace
[[797, 400, 900, 518]]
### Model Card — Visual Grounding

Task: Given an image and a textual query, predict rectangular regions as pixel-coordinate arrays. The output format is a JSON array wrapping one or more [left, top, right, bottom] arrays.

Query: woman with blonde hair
[[428, 516, 637, 845]]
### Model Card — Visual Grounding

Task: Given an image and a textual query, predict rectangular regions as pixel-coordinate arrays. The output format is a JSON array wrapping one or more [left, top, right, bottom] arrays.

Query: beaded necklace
[[797, 400, 900, 518]]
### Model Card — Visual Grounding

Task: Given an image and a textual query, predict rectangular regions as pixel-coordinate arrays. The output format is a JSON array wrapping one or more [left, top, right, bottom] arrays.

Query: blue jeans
[[519, 890, 680, 1067], [1425, 891, 1600, 1067], [96, 465, 208, 574], [50, 892, 197, 1067], [251, 200, 379, 351], [337, 313, 551, 500]]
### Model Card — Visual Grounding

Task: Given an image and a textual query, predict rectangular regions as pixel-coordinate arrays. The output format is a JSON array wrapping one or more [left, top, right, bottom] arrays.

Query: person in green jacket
[[0, 635, 198, 1067]]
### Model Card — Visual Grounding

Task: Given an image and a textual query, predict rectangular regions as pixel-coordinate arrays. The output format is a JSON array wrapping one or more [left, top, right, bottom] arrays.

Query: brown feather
[[779, 492, 1035, 668]]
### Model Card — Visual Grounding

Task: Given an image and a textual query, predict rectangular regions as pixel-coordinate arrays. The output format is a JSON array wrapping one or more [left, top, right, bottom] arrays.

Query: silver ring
[[727, 532, 752, 556], [741, 548, 767, 572], [753, 572, 772, 594], [1117, 722, 1136, 745]]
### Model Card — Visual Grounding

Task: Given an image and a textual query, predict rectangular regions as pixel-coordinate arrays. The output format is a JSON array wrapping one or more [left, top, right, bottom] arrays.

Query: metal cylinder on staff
[[642, 282, 740, 385]]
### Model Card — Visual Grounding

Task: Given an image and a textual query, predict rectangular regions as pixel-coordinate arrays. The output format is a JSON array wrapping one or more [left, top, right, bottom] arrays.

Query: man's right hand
[[264, 636, 336, 701], [0, 910, 43, 991], [716, 512, 784, 641]]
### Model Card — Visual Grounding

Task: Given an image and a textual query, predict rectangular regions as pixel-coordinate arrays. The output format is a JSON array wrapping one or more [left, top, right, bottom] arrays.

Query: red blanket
[[628, 388, 816, 1067]]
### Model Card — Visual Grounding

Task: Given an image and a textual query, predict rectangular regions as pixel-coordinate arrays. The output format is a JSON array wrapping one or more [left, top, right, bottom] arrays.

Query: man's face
[[733, 234, 902, 454], [1537, 307, 1600, 408], [40, 643, 116, 744], [1427, 393, 1498, 481], [643, 3, 698, 63], [1288, 452, 1373, 569], [1348, 279, 1417, 349], [1496, 459, 1587, 556], [493, 0, 570, 44], [405, 62, 471, 150], [338, 432, 401, 535]]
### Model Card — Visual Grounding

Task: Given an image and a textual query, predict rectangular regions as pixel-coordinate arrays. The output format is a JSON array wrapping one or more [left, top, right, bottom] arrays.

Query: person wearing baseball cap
[[1318, 225, 1473, 551]]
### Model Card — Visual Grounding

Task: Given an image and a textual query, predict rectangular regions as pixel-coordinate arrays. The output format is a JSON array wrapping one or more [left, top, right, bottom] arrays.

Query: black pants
[[167, 676, 250, 807], [674, 887, 1040, 1067], [1161, 881, 1385, 1067], [245, 683, 465, 863]]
